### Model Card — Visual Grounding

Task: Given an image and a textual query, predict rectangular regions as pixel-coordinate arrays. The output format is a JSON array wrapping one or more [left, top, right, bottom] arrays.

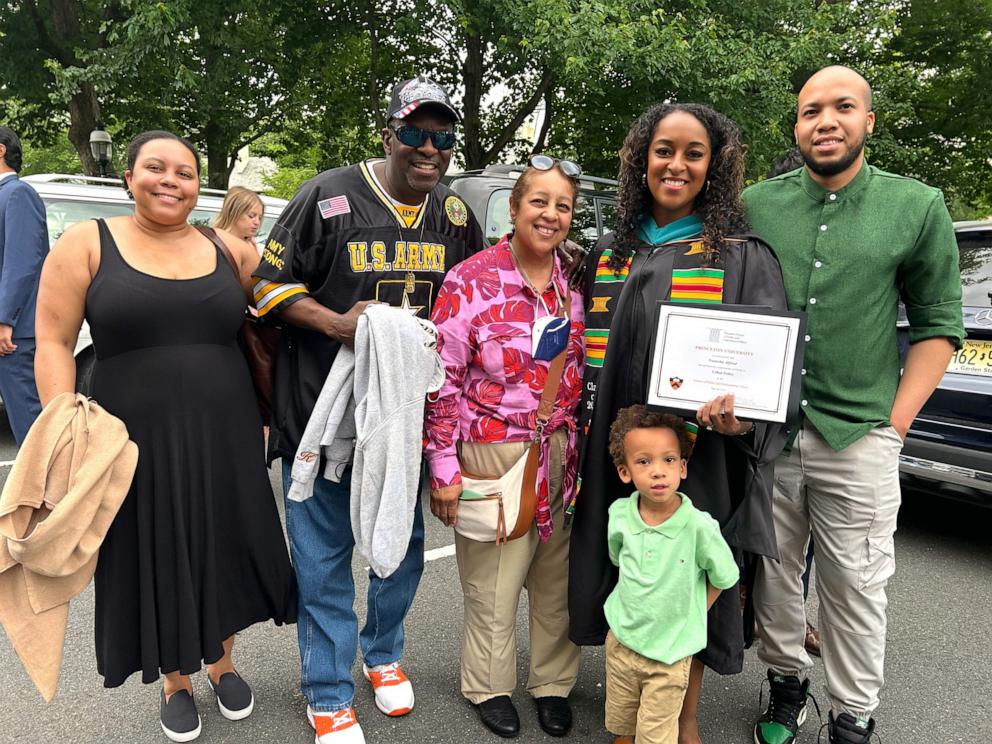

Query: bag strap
[[195, 225, 253, 303], [533, 286, 571, 440]]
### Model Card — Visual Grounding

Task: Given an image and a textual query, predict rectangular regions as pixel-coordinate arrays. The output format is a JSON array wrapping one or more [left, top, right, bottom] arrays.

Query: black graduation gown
[[568, 232, 788, 674]]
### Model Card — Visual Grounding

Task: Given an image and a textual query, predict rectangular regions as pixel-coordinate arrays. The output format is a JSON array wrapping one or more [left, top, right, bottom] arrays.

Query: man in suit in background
[[0, 126, 48, 443]]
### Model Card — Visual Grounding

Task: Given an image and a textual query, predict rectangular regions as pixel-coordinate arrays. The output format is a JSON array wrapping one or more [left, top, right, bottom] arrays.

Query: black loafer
[[476, 695, 520, 738], [535, 696, 572, 737]]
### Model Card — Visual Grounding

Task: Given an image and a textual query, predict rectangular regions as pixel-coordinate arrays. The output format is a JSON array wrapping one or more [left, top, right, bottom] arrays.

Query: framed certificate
[[646, 303, 807, 424]]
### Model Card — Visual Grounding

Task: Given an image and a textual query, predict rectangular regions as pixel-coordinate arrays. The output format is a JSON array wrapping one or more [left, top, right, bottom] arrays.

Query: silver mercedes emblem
[[976, 308, 992, 325]]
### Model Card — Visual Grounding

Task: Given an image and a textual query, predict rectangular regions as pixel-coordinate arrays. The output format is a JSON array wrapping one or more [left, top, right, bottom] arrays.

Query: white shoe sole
[[207, 676, 254, 721], [161, 716, 202, 743], [362, 665, 415, 716], [216, 694, 254, 721], [371, 693, 414, 717], [306, 707, 366, 743]]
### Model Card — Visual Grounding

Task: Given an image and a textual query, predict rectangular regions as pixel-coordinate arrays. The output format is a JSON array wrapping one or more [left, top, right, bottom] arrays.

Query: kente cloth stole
[[584, 248, 630, 368], [670, 267, 725, 304]]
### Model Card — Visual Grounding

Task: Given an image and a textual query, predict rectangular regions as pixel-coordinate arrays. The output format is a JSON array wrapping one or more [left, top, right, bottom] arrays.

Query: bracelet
[[736, 422, 755, 436]]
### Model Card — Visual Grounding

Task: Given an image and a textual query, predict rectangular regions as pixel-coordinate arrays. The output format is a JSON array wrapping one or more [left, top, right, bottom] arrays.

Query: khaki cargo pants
[[605, 630, 691, 743], [755, 425, 902, 718], [455, 432, 580, 704]]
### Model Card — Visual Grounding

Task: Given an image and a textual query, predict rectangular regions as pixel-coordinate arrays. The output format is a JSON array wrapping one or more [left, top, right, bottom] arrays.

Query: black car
[[899, 219, 992, 506], [446, 164, 618, 249]]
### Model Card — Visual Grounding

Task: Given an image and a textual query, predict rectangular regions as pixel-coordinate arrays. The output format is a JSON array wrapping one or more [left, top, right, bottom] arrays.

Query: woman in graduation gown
[[568, 103, 788, 743]]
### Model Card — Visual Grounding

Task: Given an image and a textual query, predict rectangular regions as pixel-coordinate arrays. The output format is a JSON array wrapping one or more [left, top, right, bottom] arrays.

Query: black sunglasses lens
[[559, 160, 582, 177], [396, 127, 428, 148], [430, 131, 456, 150], [396, 126, 456, 150]]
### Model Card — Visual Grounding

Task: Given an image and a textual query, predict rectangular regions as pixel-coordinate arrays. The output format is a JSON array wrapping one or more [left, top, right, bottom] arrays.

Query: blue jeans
[[283, 462, 425, 711]]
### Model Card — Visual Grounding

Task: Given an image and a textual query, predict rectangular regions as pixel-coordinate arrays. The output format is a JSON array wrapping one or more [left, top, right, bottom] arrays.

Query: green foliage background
[[1, 0, 988, 215]]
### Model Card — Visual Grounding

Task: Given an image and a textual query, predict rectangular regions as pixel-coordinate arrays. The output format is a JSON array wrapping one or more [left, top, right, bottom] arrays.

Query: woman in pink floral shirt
[[424, 159, 585, 738]]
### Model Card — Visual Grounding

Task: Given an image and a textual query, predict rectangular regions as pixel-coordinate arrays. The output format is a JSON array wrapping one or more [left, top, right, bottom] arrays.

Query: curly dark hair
[[608, 405, 691, 466], [607, 102, 748, 271]]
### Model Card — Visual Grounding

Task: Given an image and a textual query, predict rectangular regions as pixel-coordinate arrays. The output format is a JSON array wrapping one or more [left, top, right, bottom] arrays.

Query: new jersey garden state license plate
[[947, 340, 992, 377]]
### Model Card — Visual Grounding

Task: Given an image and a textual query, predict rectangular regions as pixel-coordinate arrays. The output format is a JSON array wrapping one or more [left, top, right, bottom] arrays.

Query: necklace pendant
[[404, 271, 416, 294]]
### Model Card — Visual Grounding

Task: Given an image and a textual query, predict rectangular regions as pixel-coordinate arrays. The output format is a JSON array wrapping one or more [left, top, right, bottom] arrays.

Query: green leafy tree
[[863, 0, 992, 214], [0, 1, 185, 175], [19, 132, 86, 176], [100, 1, 334, 188]]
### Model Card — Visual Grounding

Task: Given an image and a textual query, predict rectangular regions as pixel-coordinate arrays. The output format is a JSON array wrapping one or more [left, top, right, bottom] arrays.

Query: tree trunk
[[66, 82, 104, 176], [532, 87, 554, 155], [207, 147, 230, 190], [204, 120, 229, 189], [461, 32, 485, 170], [365, 1, 384, 129], [481, 67, 555, 167], [46, 0, 109, 176]]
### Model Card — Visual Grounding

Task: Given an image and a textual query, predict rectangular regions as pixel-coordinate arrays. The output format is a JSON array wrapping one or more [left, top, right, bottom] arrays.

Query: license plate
[[946, 339, 992, 377]]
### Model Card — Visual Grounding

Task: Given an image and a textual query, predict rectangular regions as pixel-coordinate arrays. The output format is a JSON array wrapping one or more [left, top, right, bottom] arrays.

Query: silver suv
[[19, 174, 287, 395]]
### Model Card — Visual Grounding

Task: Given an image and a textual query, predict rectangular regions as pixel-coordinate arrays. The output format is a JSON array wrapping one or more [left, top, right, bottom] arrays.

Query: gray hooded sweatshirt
[[288, 304, 443, 577]]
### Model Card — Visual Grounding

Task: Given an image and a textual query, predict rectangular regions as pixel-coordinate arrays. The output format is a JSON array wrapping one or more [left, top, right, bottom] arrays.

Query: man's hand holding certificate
[[646, 303, 807, 424]]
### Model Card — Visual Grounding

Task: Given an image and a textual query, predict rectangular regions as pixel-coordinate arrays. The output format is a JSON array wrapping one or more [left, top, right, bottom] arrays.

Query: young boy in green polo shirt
[[604, 405, 739, 744]]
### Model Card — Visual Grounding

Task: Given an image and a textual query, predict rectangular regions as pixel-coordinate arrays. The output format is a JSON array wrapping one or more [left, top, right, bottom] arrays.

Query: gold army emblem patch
[[445, 196, 468, 226]]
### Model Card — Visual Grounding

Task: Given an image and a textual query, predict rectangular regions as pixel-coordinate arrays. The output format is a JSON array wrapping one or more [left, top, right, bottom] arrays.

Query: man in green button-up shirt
[[743, 66, 964, 744]]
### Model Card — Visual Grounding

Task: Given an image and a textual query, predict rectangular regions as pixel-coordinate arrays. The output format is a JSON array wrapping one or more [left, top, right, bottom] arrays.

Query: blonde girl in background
[[214, 186, 265, 252]]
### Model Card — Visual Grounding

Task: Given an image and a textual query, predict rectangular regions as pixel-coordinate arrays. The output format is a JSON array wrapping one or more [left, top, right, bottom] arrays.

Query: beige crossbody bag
[[454, 338, 568, 545]]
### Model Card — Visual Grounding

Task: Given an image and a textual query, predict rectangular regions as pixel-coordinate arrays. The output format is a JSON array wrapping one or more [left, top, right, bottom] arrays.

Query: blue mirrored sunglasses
[[390, 123, 457, 151], [530, 154, 582, 178]]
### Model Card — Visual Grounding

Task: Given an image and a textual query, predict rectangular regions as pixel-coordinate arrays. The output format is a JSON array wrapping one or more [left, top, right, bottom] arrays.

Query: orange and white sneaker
[[307, 705, 366, 744], [362, 662, 415, 716]]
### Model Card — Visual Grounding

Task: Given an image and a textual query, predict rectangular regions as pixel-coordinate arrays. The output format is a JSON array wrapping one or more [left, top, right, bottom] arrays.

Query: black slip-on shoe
[[207, 671, 254, 721], [535, 696, 572, 737], [476, 695, 520, 738], [160, 688, 201, 742]]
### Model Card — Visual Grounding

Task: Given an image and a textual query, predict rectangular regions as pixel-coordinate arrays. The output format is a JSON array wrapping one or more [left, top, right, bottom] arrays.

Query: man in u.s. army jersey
[[253, 76, 485, 743]]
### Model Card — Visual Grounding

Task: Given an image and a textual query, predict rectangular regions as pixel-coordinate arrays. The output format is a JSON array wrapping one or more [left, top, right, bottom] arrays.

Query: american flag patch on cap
[[318, 195, 350, 219]]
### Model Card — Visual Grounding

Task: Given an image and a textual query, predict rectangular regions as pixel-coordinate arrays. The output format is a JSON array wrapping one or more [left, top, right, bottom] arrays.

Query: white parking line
[[0, 460, 14, 468], [425, 543, 456, 562]]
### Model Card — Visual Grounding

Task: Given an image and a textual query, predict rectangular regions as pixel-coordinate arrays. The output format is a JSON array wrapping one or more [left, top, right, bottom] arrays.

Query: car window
[[599, 200, 618, 235], [485, 188, 513, 244], [958, 233, 992, 307], [42, 198, 134, 246], [483, 187, 603, 250], [570, 198, 599, 251], [257, 216, 277, 247], [38, 198, 269, 247]]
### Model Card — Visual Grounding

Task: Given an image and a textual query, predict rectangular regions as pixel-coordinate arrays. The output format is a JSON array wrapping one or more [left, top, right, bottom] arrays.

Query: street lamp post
[[88, 123, 113, 178]]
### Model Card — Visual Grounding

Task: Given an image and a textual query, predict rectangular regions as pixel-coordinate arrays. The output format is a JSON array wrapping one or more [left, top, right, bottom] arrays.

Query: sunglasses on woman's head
[[530, 154, 582, 178], [389, 123, 457, 151]]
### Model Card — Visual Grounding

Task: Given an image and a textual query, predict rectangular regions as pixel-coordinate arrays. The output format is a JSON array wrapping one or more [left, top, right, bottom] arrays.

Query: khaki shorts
[[605, 630, 691, 743]]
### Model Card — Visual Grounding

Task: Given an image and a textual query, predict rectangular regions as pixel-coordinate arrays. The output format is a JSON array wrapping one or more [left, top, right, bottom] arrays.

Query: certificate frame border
[[645, 302, 807, 425]]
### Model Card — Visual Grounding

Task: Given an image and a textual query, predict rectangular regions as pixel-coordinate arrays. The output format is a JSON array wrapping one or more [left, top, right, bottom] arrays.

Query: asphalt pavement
[[0, 410, 989, 744]]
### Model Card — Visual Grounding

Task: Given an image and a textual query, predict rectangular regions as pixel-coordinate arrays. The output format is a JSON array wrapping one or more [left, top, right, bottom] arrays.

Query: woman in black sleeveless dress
[[35, 131, 295, 742]]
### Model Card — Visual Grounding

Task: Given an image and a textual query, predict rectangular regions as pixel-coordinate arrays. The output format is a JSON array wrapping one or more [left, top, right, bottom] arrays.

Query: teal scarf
[[637, 213, 704, 246]]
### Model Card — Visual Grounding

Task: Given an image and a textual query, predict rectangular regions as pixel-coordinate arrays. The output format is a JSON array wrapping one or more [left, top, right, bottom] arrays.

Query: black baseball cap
[[387, 76, 460, 123]]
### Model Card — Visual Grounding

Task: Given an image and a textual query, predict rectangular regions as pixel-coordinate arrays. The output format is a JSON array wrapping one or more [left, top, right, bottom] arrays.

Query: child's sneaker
[[307, 706, 365, 744], [821, 711, 878, 744], [753, 670, 818, 744], [362, 661, 415, 716]]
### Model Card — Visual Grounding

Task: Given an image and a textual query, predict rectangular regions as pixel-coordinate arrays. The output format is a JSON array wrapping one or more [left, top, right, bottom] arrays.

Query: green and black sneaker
[[753, 670, 819, 744], [822, 711, 879, 743]]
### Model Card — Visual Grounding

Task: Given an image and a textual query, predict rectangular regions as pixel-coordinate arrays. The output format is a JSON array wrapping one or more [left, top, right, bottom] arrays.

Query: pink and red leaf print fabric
[[423, 236, 586, 541]]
